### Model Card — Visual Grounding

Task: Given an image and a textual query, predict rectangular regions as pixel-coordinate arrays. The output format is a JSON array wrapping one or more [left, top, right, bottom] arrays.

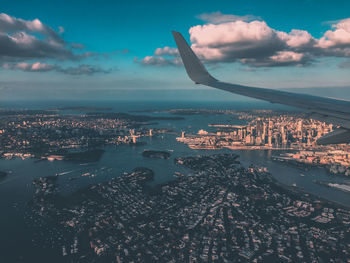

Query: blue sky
[[1, 0, 350, 101]]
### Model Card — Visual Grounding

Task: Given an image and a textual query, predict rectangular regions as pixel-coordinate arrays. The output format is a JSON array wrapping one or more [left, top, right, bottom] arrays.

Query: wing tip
[[171, 30, 217, 85]]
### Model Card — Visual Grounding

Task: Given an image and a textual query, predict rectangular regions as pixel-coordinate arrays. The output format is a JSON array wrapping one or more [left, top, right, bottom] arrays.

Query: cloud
[[242, 51, 309, 67], [188, 21, 319, 67], [189, 21, 285, 64], [70, 42, 85, 49], [0, 13, 63, 43], [0, 13, 74, 61], [0, 13, 123, 75], [277, 29, 316, 48], [138, 56, 182, 67], [136, 46, 181, 67], [59, 64, 111, 75], [0, 13, 119, 62], [2, 62, 111, 75], [270, 51, 305, 63], [154, 46, 179, 56], [2, 62, 56, 72], [142, 15, 350, 68], [58, 26, 65, 34], [318, 18, 350, 49], [197, 11, 260, 24]]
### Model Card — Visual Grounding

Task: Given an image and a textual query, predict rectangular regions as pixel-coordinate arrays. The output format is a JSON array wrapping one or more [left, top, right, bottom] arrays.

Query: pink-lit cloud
[[2, 61, 111, 75], [154, 46, 179, 56], [141, 15, 350, 67], [138, 56, 182, 67]]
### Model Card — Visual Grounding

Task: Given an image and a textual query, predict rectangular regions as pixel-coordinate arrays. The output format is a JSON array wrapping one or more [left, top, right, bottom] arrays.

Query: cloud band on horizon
[[1, 62, 113, 75]]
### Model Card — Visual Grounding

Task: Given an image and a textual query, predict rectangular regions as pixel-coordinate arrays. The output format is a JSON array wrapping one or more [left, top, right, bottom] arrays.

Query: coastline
[[272, 155, 350, 178], [268, 171, 350, 210]]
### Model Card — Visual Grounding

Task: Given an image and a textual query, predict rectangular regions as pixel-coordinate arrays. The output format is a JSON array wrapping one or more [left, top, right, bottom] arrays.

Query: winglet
[[172, 31, 217, 84]]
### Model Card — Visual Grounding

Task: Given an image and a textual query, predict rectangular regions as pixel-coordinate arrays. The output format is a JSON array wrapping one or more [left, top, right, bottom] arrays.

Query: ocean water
[[0, 99, 297, 112], [0, 99, 349, 260]]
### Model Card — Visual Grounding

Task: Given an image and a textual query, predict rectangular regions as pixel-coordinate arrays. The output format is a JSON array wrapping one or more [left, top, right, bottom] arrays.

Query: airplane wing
[[172, 31, 350, 145]]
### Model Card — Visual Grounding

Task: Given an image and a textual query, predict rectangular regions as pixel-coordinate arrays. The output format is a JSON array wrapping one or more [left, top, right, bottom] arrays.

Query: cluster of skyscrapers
[[178, 115, 334, 149]]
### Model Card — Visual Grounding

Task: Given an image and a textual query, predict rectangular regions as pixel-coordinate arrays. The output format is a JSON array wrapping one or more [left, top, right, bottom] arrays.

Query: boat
[[56, 170, 74, 176]]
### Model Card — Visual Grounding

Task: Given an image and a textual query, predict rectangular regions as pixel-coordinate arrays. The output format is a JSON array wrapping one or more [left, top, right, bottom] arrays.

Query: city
[[0, 109, 179, 162], [0, 107, 348, 261], [176, 110, 333, 149], [1, 1, 350, 262], [27, 154, 350, 262], [174, 109, 350, 176]]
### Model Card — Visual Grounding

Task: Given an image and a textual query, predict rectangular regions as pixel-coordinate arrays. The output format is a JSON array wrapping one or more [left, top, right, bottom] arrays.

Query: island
[[142, 150, 170, 159]]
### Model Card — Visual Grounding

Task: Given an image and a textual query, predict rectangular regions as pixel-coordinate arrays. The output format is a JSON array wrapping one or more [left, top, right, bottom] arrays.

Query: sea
[[0, 99, 350, 261]]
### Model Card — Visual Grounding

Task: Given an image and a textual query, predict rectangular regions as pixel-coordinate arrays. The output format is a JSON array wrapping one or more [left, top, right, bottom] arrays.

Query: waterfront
[[0, 100, 350, 260], [25, 154, 350, 262]]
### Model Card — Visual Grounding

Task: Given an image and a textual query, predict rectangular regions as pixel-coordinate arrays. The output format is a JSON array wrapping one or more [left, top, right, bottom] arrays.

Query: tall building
[[297, 120, 303, 140], [256, 119, 263, 137], [238, 129, 242, 140], [245, 134, 252, 145], [268, 119, 272, 147], [262, 122, 266, 143], [132, 135, 137, 144], [281, 125, 287, 145]]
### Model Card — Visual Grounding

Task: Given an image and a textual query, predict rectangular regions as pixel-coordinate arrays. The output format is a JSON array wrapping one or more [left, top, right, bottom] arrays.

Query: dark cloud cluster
[[59, 64, 111, 75], [0, 13, 115, 75], [0, 13, 74, 61], [140, 14, 350, 68]]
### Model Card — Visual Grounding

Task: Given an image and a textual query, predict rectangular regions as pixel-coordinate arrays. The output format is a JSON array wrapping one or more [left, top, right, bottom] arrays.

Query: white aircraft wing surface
[[172, 31, 350, 145]]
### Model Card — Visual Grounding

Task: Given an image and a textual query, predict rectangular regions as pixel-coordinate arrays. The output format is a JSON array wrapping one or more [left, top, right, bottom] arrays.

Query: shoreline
[[272, 155, 350, 178], [268, 172, 350, 210]]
